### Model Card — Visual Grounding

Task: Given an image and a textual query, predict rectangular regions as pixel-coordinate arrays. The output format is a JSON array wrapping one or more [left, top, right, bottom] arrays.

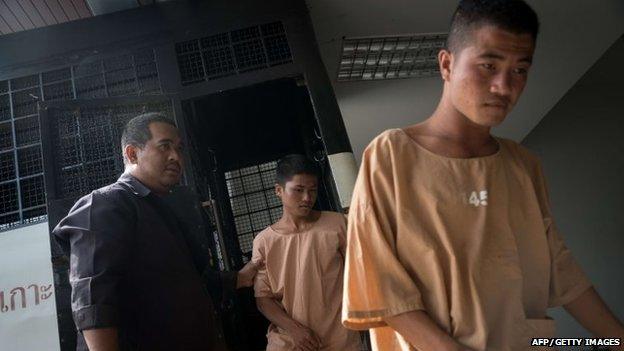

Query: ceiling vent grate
[[337, 33, 447, 82], [175, 22, 293, 85]]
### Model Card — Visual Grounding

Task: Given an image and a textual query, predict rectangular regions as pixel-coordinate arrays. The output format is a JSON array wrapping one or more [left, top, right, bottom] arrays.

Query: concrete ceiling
[[306, 0, 624, 159]]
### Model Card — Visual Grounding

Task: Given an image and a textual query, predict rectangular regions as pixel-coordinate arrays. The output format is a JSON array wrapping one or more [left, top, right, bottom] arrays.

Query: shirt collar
[[118, 172, 152, 197]]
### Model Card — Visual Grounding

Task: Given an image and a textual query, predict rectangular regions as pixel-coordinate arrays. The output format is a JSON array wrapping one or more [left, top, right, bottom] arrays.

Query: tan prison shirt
[[253, 211, 361, 351], [342, 129, 592, 351]]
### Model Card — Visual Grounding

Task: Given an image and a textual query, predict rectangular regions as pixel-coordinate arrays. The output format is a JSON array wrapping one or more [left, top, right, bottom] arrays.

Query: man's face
[[127, 122, 184, 194], [276, 173, 318, 218], [442, 25, 535, 127]]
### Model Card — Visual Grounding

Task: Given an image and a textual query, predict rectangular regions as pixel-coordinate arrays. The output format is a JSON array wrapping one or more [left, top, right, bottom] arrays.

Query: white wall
[[522, 36, 624, 340], [336, 77, 441, 162], [0, 222, 60, 351]]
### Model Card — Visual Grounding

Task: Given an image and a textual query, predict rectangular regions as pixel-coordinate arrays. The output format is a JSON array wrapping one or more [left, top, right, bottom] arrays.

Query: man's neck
[[428, 97, 492, 144], [404, 99, 499, 158], [276, 210, 320, 233]]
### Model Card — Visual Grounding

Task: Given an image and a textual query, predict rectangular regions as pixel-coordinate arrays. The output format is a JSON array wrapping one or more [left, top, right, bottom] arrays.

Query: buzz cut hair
[[446, 0, 540, 53], [275, 154, 320, 186]]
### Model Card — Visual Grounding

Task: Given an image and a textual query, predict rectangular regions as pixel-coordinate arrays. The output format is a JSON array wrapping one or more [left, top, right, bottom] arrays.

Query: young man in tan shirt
[[342, 1, 624, 350], [253, 155, 361, 350]]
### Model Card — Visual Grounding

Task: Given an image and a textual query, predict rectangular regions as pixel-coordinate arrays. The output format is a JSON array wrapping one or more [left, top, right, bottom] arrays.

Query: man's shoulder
[[88, 181, 137, 204], [367, 128, 404, 148], [92, 180, 131, 196], [69, 180, 137, 216], [497, 137, 541, 166], [361, 128, 407, 161], [320, 211, 348, 228], [252, 226, 273, 245], [53, 180, 137, 239]]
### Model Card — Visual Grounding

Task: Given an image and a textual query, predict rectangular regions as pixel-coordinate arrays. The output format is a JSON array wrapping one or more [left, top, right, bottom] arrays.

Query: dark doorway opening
[[182, 77, 337, 350]]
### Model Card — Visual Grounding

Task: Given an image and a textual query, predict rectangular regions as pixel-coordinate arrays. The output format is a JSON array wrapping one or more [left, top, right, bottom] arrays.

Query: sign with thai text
[[0, 222, 60, 351]]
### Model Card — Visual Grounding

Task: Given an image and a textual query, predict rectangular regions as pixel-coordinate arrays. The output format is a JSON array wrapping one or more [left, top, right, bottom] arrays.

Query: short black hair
[[446, 0, 539, 53], [276, 154, 319, 185], [120, 112, 176, 163]]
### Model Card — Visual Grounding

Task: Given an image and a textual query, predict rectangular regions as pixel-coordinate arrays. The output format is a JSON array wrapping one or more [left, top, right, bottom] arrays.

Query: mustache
[[165, 162, 181, 171], [484, 96, 511, 106]]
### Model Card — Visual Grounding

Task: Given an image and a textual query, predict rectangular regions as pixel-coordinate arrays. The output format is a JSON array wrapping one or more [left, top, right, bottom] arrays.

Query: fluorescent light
[[337, 33, 447, 82]]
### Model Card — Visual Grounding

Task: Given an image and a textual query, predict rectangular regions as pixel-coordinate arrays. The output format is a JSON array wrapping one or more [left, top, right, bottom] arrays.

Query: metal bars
[[175, 22, 293, 85], [48, 101, 173, 200], [0, 47, 163, 231], [0, 75, 44, 231], [224, 161, 282, 259]]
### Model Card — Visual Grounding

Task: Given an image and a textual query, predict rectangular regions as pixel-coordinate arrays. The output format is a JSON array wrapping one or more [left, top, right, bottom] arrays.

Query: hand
[[287, 322, 321, 351], [83, 328, 120, 351], [236, 259, 262, 288]]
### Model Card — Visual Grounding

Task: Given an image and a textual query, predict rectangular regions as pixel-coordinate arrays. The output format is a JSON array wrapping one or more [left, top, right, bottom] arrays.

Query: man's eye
[[480, 63, 495, 70], [159, 144, 170, 150], [513, 67, 528, 75]]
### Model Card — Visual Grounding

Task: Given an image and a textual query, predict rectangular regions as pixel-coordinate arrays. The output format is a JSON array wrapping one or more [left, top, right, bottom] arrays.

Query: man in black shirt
[[53, 113, 260, 351]]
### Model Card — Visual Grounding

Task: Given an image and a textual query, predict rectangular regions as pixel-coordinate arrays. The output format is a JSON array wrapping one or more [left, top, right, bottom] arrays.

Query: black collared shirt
[[53, 173, 236, 351]]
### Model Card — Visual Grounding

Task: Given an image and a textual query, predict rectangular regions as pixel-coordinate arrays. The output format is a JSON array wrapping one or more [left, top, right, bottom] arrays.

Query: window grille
[[48, 101, 174, 200], [0, 48, 163, 231], [224, 161, 282, 259], [176, 22, 292, 85]]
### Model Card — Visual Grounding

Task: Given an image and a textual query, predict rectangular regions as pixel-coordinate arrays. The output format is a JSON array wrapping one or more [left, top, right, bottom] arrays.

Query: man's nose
[[302, 191, 312, 202], [490, 71, 512, 97], [168, 148, 183, 163]]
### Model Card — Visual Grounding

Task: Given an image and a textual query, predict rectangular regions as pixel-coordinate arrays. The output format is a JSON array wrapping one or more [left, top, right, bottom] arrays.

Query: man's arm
[[256, 297, 321, 351], [202, 260, 262, 311], [52, 191, 134, 350], [83, 328, 120, 351], [236, 260, 262, 288], [384, 310, 474, 351], [564, 287, 624, 351]]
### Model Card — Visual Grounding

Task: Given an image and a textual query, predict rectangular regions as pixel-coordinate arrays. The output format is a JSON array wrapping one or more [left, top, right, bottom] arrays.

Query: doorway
[[182, 77, 338, 349]]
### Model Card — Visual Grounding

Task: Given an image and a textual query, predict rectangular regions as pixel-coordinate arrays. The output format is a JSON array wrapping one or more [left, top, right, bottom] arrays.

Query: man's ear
[[275, 183, 283, 199], [124, 144, 140, 165], [438, 49, 453, 81]]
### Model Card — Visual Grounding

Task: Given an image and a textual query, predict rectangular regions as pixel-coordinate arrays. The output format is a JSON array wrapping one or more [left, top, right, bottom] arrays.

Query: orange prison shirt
[[253, 211, 361, 351], [342, 129, 592, 351]]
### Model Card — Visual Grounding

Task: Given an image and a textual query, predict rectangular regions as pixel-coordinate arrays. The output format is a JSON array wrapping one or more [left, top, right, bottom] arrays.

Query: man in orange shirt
[[342, 1, 624, 350], [253, 155, 361, 350]]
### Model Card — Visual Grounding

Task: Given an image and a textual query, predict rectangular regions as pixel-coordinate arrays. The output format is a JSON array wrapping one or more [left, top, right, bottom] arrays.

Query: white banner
[[0, 222, 60, 351]]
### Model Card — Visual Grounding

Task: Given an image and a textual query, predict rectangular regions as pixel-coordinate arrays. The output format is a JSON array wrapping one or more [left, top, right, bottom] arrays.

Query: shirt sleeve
[[342, 135, 425, 330], [533, 162, 592, 307], [52, 190, 135, 331], [252, 235, 272, 298]]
